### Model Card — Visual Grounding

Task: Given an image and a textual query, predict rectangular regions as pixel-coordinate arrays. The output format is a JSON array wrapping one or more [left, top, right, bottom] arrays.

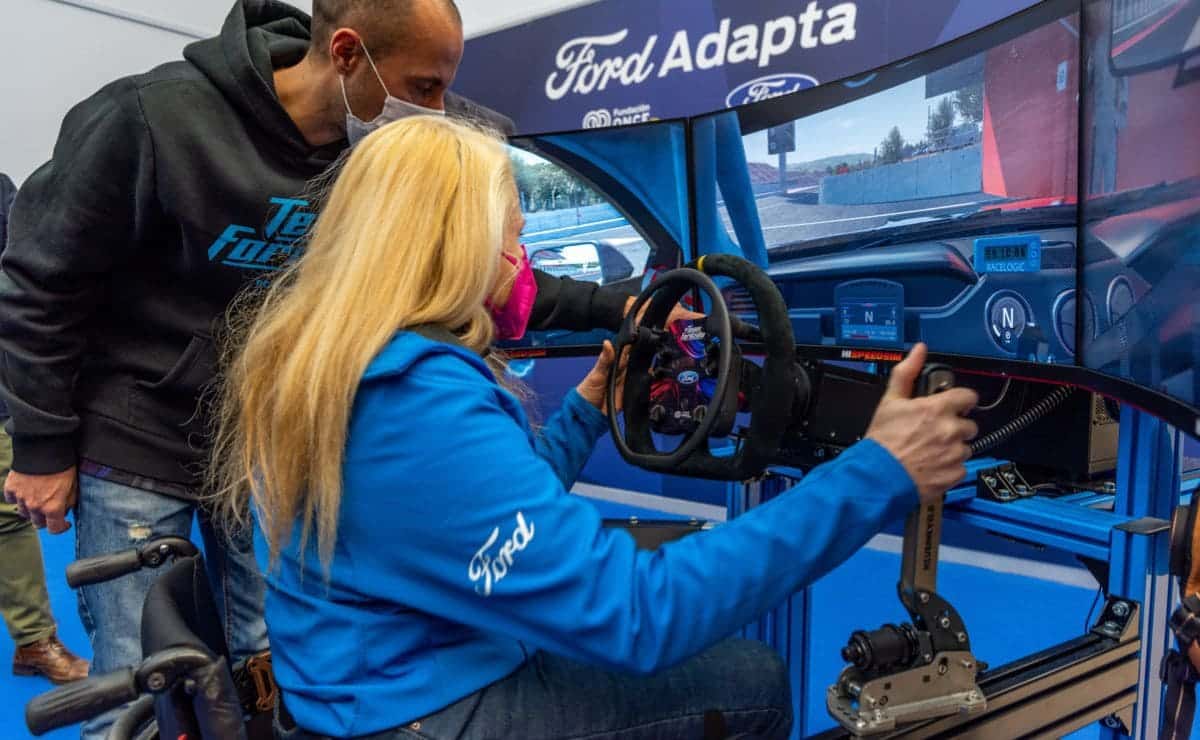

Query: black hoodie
[[0, 0, 628, 490]]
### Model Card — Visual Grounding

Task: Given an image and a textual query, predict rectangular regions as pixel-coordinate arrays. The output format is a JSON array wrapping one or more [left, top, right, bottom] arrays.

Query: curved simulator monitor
[[500, 0, 1200, 436], [692, 0, 1081, 366], [691, 0, 1200, 436], [1080, 0, 1200, 435]]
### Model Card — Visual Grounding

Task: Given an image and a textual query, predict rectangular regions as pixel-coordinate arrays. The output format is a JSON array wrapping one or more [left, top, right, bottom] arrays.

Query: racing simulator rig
[[505, 0, 1200, 736], [26, 0, 1200, 737]]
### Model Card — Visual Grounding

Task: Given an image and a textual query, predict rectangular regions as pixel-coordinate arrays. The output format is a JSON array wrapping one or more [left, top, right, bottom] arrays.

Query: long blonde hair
[[210, 116, 516, 570]]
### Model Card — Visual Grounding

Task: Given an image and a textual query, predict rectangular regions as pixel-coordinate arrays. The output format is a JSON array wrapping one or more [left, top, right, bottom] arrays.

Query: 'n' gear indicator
[[986, 291, 1033, 353], [835, 280, 906, 349]]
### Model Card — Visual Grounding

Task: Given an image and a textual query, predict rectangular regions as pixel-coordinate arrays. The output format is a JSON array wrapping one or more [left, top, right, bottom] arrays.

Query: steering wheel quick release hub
[[649, 319, 741, 436]]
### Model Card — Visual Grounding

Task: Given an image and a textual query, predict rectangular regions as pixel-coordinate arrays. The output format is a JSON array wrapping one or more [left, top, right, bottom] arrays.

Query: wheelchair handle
[[67, 537, 199, 588], [66, 549, 141, 589], [26, 668, 139, 736]]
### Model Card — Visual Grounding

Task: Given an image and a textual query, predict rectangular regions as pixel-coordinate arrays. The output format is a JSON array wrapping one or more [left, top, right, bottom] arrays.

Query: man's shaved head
[[275, 0, 465, 145], [310, 0, 462, 58]]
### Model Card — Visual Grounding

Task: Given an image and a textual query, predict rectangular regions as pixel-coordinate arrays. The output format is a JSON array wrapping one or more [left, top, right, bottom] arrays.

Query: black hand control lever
[[827, 364, 986, 736]]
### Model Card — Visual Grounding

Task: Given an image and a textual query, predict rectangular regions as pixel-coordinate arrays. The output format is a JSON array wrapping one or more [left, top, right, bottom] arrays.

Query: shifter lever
[[916, 364, 955, 398], [827, 362, 986, 736]]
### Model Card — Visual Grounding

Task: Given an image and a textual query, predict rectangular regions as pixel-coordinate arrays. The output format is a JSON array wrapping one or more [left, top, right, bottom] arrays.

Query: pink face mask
[[489, 245, 538, 340]]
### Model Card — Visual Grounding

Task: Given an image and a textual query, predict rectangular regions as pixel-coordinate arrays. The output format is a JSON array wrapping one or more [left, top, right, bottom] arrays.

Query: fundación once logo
[[582, 109, 613, 128], [582, 103, 652, 128], [725, 73, 820, 108]]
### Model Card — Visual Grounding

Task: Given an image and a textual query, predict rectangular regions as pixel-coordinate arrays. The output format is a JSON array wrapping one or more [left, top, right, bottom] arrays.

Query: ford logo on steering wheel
[[678, 371, 701, 385]]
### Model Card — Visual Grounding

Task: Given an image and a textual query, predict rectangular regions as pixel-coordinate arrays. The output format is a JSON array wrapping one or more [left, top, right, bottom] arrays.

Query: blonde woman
[[214, 116, 977, 740]]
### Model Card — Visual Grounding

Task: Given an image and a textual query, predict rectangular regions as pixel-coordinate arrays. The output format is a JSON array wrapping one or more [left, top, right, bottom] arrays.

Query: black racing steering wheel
[[607, 254, 800, 481]]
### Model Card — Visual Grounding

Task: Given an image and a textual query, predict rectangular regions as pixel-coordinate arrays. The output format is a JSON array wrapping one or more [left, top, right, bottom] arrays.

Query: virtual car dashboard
[[720, 224, 1081, 364]]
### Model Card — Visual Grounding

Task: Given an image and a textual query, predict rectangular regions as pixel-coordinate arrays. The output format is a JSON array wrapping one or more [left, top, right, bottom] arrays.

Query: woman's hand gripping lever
[[828, 344, 984, 735]]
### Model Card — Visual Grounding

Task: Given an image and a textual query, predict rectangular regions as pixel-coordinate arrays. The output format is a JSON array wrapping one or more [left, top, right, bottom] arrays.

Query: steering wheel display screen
[[649, 319, 722, 436]]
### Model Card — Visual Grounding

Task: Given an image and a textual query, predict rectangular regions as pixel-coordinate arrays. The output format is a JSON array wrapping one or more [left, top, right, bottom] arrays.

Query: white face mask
[[341, 41, 444, 146]]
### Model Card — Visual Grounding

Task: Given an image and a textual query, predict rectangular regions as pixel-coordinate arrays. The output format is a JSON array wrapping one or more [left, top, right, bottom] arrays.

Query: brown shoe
[[13, 634, 90, 684]]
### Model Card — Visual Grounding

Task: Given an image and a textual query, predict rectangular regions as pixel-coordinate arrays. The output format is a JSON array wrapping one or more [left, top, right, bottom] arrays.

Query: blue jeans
[[275, 638, 792, 740], [75, 473, 267, 740]]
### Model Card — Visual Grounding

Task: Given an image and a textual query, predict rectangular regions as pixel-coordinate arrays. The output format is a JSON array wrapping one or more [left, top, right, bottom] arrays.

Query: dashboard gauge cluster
[[985, 291, 1033, 354]]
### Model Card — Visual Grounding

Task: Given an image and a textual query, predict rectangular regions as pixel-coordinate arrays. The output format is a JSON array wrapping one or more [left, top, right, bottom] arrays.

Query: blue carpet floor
[[1, 507, 1105, 739]]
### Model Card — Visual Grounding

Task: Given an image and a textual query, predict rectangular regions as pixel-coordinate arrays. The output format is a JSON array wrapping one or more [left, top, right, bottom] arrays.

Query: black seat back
[[140, 554, 230, 662], [140, 555, 247, 740]]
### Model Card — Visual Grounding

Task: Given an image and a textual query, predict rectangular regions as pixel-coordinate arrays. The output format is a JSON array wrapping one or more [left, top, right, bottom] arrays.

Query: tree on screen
[[510, 156, 604, 212], [927, 97, 956, 150], [879, 127, 906, 164], [954, 85, 984, 124]]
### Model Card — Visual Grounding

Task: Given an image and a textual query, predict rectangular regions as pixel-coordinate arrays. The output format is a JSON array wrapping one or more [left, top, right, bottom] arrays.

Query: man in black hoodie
[[0, 1, 636, 737]]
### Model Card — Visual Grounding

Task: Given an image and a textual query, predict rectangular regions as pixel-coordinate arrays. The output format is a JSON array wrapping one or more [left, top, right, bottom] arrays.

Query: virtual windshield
[[512, 148, 652, 275], [740, 76, 994, 249], [728, 18, 1078, 257]]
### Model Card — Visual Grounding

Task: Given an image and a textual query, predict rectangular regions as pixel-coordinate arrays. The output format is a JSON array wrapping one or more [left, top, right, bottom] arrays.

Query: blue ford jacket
[[267, 332, 918, 737]]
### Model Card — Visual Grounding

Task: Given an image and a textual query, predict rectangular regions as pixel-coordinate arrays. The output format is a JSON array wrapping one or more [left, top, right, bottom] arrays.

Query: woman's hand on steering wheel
[[578, 340, 630, 415], [624, 295, 705, 328]]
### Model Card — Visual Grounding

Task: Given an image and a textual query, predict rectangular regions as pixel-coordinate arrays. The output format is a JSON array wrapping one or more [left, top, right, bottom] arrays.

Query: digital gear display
[[835, 280, 905, 348]]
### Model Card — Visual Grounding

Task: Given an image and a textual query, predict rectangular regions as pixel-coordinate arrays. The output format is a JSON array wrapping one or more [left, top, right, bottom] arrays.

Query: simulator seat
[[25, 539, 274, 740]]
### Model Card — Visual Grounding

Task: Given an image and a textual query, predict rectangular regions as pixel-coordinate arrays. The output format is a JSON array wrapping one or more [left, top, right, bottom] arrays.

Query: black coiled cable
[[971, 386, 1074, 455]]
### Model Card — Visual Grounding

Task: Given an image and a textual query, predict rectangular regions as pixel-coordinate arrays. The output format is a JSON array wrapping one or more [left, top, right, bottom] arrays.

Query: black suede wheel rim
[[606, 255, 798, 481]]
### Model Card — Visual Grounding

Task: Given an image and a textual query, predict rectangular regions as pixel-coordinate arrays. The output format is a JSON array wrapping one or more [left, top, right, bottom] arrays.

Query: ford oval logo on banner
[[725, 73, 820, 108], [678, 371, 701, 385]]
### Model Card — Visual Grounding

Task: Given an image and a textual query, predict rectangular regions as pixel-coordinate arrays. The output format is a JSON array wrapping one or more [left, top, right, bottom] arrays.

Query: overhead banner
[[455, 0, 1044, 134]]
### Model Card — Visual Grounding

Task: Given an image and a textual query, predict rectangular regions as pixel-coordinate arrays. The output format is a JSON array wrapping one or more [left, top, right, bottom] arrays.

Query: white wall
[[0, 0, 597, 184]]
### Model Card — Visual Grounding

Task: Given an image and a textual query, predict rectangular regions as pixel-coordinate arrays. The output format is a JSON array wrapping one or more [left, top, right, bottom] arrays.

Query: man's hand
[[623, 295, 704, 328], [865, 344, 979, 504], [577, 341, 629, 415], [4, 467, 78, 534]]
